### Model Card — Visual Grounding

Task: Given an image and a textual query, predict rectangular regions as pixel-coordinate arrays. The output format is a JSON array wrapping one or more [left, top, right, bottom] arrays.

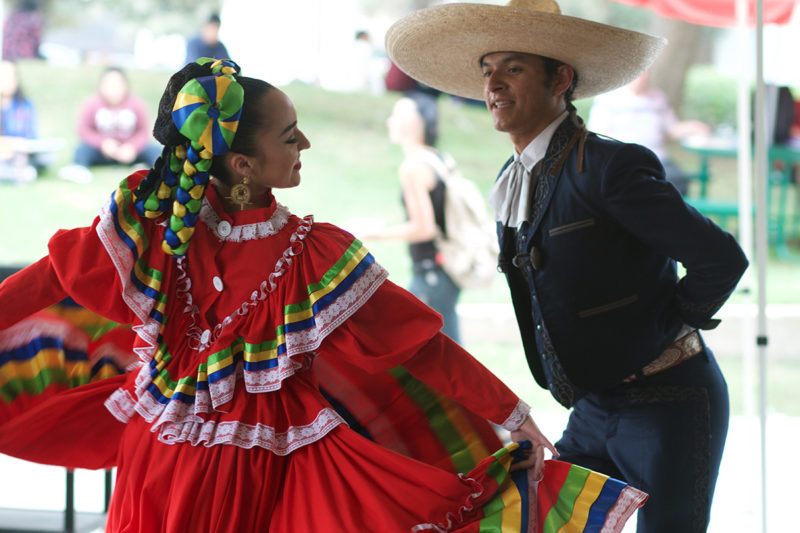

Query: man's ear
[[552, 64, 575, 97]]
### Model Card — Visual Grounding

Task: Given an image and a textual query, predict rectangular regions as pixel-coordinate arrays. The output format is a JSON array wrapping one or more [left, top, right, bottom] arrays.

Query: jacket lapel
[[526, 116, 583, 234]]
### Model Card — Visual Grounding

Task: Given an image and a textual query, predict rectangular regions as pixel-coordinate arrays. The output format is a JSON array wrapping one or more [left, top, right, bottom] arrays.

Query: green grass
[[4, 61, 797, 293]]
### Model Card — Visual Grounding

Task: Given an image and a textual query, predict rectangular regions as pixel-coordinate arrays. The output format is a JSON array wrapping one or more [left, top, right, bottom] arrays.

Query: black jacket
[[498, 116, 748, 406]]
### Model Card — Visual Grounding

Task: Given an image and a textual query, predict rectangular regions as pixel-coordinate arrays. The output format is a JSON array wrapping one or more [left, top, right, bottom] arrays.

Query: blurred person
[[0, 61, 36, 140], [348, 30, 386, 94], [385, 59, 442, 138], [2, 0, 43, 60], [357, 95, 462, 344], [588, 70, 711, 196], [0, 60, 38, 183], [59, 67, 161, 184], [791, 95, 800, 145], [185, 13, 230, 63], [387, 1, 748, 531], [0, 57, 648, 532]]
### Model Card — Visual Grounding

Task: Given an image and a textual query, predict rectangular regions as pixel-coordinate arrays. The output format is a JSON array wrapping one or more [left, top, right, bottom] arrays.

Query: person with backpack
[[357, 94, 464, 343]]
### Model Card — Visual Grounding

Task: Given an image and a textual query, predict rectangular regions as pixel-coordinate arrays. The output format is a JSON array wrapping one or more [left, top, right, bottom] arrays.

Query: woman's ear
[[227, 152, 256, 175]]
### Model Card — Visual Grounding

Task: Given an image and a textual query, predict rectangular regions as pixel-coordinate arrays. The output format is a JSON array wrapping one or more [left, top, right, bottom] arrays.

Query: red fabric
[[0, 374, 126, 469], [315, 353, 504, 472], [404, 333, 522, 427], [48, 223, 136, 326], [0, 171, 535, 532], [107, 421, 497, 533], [791, 99, 800, 138], [610, 0, 797, 27], [0, 256, 67, 330], [0, 218, 138, 330], [385, 61, 419, 92], [324, 283, 521, 429]]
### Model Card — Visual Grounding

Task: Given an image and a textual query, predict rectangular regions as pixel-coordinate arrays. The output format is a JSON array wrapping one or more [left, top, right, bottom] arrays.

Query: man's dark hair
[[539, 56, 578, 106]]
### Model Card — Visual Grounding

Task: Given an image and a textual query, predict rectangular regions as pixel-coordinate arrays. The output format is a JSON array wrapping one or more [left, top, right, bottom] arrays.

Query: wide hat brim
[[385, 2, 667, 101]]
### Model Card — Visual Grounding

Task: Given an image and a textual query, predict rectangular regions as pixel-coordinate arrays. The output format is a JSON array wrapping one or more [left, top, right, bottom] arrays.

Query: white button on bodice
[[217, 220, 232, 237], [200, 329, 211, 345], [213, 276, 224, 292]]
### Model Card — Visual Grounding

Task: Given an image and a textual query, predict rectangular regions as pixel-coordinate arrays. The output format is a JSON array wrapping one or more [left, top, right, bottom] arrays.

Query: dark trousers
[[555, 345, 729, 533], [409, 261, 461, 344]]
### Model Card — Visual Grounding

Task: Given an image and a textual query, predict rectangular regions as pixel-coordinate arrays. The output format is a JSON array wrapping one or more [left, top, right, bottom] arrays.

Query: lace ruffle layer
[[97, 177, 388, 452]]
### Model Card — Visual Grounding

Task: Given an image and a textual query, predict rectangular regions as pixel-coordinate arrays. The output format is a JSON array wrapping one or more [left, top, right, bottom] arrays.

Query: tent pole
[[753, 1, 769, 533], [735, 0, 756, 428]]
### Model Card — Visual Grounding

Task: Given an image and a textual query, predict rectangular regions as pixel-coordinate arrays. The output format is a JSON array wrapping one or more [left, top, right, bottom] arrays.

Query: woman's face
[[245, 89, 311, 191], [99, 70, 128, 106], [386, 97, 423, 144]]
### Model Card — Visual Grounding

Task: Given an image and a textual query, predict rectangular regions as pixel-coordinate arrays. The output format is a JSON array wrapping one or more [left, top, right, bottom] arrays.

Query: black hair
[[539, 55, 579, 110], [101, 66, 127, 84], [406, 91, 439, 147], [208, 13, 222, 25], [16, 0, 40, 12]]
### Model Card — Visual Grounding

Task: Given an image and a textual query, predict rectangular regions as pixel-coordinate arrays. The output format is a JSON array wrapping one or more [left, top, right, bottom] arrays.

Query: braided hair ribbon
[[159, 58, 243, 256], [172, 60, 243, 157]]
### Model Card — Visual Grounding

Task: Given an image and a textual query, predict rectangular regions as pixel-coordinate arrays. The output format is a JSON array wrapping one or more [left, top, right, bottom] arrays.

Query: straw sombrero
[[385, 0, 667, 101]]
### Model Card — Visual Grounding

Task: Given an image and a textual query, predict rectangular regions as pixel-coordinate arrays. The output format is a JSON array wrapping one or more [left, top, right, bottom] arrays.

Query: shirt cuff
[[500, 398, 531, 431]]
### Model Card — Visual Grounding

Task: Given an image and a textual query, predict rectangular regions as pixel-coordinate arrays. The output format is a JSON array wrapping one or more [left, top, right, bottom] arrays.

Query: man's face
[[481, 52, 565, 148]]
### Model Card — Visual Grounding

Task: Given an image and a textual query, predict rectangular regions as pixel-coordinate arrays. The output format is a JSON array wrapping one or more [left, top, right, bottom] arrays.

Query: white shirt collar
[[514, 110, 569, 171], [488, 111, 570, 227]]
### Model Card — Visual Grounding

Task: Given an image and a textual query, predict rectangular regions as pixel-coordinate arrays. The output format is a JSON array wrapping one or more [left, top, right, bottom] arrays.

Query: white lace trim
[[98, 191, 387, 453], [283, 261, 388, 358], [0, 317, 88, 352], [97, 196, 160, 363], [125, 259, 386, 432], [500, 398, 531, 431], [104, 387, 345, 454], [178, 215, 315, 352], [600, 486, 649, 533], [411, 473, 485, 532], [104, 388, 137, 423], [199, 198, 291, 242], [156, 406, 345, 455]]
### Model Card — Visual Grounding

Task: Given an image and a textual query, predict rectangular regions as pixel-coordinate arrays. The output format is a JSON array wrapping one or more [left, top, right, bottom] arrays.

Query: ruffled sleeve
[[320, 279, 528, 430], [0, 171, 157, 329], [0, 256, 67, 330], [45, 221, 135, 326]]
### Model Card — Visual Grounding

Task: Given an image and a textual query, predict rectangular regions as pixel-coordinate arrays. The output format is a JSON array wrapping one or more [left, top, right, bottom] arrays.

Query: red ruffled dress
[[0, 172, 646, 532]]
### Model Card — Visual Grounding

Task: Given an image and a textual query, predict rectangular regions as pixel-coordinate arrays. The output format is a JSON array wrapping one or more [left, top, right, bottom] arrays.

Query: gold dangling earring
[[228, 176, 252, 211]]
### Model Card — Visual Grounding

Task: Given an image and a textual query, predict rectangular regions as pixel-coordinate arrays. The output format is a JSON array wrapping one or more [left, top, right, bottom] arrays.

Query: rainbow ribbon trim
[[139, 240, 379, 408], [470, 455, 647, 533], [318, 361, 500, 476], [107, 177, 169, 326], [0, 315, 131, 404]]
